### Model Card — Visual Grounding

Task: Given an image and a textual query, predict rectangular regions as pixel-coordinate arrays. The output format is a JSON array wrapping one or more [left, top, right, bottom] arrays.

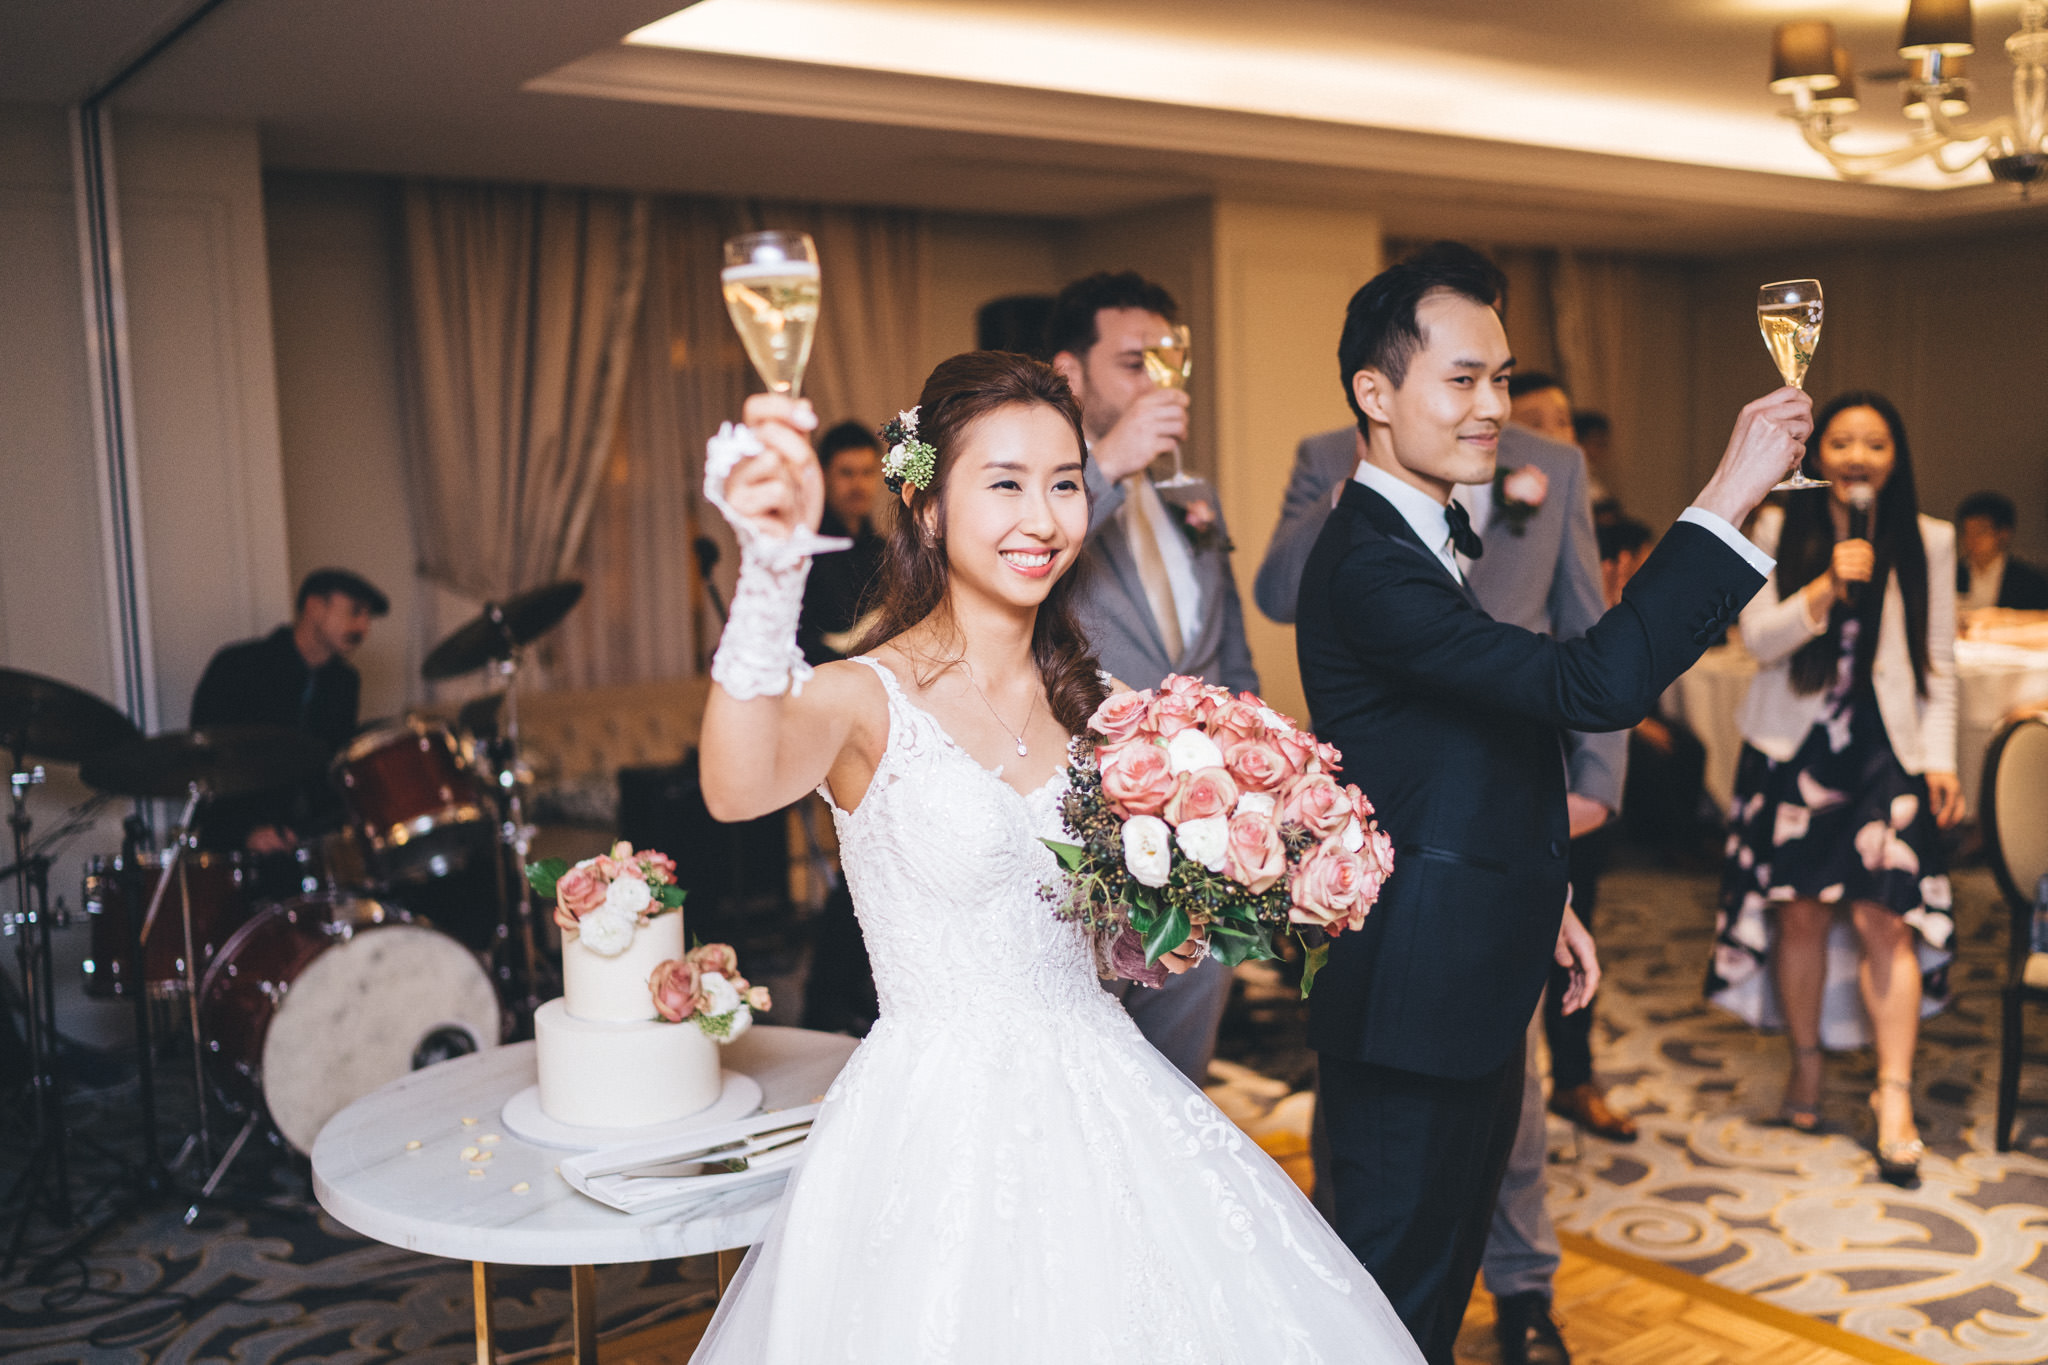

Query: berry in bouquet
[[1040, 676, 1392, 997]]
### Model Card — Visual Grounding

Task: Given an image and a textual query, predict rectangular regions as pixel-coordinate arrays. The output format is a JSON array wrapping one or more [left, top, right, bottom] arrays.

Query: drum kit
[[0, 580, 582, 1249]]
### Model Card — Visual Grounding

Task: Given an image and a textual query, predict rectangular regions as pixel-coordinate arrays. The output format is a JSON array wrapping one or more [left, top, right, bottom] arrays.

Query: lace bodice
[[822, 656, 1115, 1029]]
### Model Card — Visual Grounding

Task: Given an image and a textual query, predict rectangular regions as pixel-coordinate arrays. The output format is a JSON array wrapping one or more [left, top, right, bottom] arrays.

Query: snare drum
[[81, 850, 251, 999], [198, 893, 502, 1153], [333, 717, 494, 883]]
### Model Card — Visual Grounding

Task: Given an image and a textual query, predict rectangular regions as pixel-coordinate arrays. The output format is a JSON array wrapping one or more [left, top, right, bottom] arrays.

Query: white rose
[[1235, 791, 1277, 819], [700, 971, 743, 1017], [1339, 815, 1365, 853], [1122, 815, 1172, 888], [1165, 729, 1225, 775], [1174, 815, 1230, 873], [576, 906, 635, 956], [723, 1004, 753, 1041], [605, 875, 653, 918], [1256, 706, 1291, 733]]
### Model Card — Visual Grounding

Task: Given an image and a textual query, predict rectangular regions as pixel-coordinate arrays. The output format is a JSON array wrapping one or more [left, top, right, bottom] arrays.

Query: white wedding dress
[[691, 656, 1422, 1363]]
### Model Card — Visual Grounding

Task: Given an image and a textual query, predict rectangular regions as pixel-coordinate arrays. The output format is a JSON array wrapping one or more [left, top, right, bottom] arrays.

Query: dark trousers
[[1545, 824, 1614, 1093], [1316, 1042, 1527, 1365]]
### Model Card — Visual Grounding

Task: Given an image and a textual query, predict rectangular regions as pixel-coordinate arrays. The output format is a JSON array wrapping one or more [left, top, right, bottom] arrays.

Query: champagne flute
[[720, 230, 846, 555], [1757, 279, 1828, 490], [1142, 323, 1198, 488]]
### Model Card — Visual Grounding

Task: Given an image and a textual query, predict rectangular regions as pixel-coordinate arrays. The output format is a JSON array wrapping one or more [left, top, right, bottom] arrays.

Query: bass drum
[[198, 895, 503, 1153]]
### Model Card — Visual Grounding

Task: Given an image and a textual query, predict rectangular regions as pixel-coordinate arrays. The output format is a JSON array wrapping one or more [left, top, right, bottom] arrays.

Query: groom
[[1297, 244, 1807, 1364]]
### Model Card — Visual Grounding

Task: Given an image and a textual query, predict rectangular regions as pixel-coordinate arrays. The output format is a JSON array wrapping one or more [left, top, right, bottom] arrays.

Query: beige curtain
[[398, 183, 650, 605], [547, 197, 928, 689]]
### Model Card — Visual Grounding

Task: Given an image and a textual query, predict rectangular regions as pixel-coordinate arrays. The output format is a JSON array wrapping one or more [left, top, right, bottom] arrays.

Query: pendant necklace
[[963, 663, 1033, 757]]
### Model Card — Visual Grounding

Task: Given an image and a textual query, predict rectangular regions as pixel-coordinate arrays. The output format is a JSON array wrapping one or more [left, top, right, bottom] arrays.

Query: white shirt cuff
[[1678, 507, 1775, 578]]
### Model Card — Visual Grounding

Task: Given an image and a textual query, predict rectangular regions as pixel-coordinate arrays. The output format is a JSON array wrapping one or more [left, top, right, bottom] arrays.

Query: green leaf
[[1039, 838, 1088, 873], [1142, 901, 1192, 965], [1128, 896, 1164, 938], [1299, 942, 1330, 999], [1205, 926, 1261, 967], [1208, 897, 1258, 926], [652, 884, 687, 909], [524, 858, 569, 898]]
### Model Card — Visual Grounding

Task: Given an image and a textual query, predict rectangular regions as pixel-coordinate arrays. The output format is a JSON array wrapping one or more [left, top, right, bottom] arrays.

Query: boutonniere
[[1157, 486, 1233, 554], [1492, 464, 1550, 536]]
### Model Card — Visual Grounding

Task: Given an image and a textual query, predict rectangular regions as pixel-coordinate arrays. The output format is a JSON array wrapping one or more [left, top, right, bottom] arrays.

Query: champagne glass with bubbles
[[1143, 323, 1198, 488], [1757, 279, 1828, 490], [721, 230, 845, 554]]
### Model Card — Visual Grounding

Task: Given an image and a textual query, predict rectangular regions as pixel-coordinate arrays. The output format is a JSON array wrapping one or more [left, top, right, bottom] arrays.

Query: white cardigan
[[1734, 505, 1958, 775]]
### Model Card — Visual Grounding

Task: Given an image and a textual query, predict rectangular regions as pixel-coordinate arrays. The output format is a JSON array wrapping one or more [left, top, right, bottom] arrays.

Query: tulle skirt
[[690, 1001, 1422, 1363]]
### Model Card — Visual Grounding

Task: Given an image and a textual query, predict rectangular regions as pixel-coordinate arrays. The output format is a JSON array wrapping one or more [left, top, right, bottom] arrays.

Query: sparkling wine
[[1757, 300, 1823, 389], [1142, 343, 1191, 391], [721, 261, 821, 396]]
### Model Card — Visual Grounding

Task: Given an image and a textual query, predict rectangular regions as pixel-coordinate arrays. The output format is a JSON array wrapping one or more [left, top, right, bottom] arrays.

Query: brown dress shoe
[[1549, 1083, 1638, 1142]]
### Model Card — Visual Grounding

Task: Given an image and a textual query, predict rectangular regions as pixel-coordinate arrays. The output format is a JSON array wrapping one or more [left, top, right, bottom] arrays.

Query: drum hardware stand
[[2, 758, 75, 1271], [489, 644, 548, 1026], [135, 782, 214, 1177], [116, 805, 169, 1187]]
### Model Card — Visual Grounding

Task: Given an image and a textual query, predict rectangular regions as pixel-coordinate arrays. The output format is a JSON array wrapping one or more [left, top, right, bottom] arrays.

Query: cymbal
[[422, 580, 585, 681], [81, 725, 329, 799], [0, 667, 141, 765]]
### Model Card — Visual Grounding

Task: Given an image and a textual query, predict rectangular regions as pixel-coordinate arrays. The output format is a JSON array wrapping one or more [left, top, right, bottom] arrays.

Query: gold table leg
[[570, 1263, 598, 1364], [472, 1261, 496, 1365], [716, 1246, 744, 1296]]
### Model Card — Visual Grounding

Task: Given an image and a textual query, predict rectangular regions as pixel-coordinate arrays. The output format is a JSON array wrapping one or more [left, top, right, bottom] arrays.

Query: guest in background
[[1956, 490, 2048, 613], [1707, 391, 1961, 1187], [1572, 410, 1621, 525], [1507, 371, 1575, 446], [1601, 519, 1711, 860], [191, 568, 386, 853], [1049, 269, 1259, 1087], [798, 420, 888, 665]]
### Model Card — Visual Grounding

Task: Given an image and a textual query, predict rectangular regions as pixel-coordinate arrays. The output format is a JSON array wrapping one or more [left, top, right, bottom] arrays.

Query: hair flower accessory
[[880, 407, 937, 494]]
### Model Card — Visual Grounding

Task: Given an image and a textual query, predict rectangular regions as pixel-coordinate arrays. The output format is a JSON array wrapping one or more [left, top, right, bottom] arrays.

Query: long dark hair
[[1774, 390, 1930, 697], [849, 351, 1109, 735]]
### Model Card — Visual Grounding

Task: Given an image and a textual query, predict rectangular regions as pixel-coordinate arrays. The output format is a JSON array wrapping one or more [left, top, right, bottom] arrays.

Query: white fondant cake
[[535, 911, 722, 1129]]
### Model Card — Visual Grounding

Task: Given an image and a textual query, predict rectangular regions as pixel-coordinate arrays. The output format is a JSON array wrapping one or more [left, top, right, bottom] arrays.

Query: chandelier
[[1768, 0, 2048, 189]]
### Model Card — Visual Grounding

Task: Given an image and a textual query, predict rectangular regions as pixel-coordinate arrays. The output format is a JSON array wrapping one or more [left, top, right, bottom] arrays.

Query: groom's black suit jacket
[[1298, 481, 1764, 1079]]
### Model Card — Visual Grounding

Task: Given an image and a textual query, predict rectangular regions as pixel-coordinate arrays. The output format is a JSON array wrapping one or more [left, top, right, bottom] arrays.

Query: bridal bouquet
[[1041, 676, 1393, 997]]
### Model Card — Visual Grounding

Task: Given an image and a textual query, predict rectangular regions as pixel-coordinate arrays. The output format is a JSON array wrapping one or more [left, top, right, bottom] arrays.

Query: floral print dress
[[1706, 619, 1954, 1047]]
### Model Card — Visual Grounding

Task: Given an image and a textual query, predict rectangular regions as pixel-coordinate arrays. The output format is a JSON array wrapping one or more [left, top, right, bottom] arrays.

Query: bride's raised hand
[[724, 394, 824, 540]]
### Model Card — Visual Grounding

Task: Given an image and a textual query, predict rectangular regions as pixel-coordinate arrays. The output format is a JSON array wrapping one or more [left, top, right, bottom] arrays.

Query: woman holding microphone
[[1707, 391, 1961, 1186]]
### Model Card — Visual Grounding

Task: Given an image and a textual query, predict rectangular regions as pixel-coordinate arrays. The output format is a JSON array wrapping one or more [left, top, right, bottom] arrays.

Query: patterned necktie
[[1122, 476, 1186, 662]]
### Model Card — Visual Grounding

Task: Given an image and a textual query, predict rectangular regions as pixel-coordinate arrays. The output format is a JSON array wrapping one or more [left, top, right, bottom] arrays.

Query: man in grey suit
[[1257, 417, 1622, 1365], [1049, 271, 1260, 1087]]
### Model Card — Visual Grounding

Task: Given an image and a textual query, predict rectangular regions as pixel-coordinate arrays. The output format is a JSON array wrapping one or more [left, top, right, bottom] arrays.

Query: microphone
[[1844, 484, 1874, 608]]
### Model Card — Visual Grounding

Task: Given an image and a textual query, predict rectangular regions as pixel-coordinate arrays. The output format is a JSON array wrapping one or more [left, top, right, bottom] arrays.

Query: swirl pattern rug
[[1548, 860, 2048, 1365]]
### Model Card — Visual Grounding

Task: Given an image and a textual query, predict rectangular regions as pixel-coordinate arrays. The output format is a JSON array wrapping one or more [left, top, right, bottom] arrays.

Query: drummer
[[189, 568, 388, 855]]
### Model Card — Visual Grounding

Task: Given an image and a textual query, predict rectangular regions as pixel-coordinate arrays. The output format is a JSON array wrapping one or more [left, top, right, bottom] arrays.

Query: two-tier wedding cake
[[528, 844, 770, 1132]]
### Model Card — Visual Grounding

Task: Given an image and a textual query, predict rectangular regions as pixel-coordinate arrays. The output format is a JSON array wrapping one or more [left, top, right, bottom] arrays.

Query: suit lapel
[[1092, 510, 1174, 663], [1340, 481, 1480, 607]]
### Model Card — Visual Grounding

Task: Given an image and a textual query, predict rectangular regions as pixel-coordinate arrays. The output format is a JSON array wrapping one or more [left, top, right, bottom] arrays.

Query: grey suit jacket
[[1254, 425, 1625, 810], [1074, 463, 1260, 695]]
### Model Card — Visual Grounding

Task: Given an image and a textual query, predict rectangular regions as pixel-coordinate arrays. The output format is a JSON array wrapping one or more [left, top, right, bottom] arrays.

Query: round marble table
[[311, 1024, 857, 1362]]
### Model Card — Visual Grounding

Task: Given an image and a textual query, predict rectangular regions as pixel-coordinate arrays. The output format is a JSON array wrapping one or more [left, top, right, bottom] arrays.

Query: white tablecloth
[[1665, 640, 2048, 814]]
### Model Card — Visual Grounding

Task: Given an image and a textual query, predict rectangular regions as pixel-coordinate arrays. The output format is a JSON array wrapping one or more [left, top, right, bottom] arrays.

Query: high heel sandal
[[1869, 1076, 1925, 1187], [1777, 1045, 1825, 1134]]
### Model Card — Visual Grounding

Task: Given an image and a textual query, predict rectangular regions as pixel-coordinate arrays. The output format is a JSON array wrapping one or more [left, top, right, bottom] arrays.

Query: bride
[[692, 351, 1422, 1362]]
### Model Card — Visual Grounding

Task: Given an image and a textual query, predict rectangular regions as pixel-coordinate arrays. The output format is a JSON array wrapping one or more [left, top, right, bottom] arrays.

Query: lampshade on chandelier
[[1769, 0, 2048, 189]]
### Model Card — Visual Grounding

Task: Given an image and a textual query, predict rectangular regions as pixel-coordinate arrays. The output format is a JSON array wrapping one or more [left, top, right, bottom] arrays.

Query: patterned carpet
[[1550, 858, 2048, 1365]]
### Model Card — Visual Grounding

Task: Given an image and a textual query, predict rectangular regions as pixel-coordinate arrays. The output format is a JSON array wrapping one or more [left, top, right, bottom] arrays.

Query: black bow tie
[[1444, 498, 1484, 561]]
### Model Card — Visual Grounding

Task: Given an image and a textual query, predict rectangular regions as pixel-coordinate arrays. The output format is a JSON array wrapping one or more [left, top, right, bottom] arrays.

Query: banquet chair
[[1987, 709, 2048, 1151]]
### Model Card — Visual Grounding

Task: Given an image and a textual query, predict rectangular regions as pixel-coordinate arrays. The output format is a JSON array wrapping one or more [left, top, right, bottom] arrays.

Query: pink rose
[[1272, 726, 1317, 779], [1359, 824, 1395, 885], [1224, 812, 1287, 893], [554, 863, 608, 922], [746, 985, 773, 1012], [1098, 739, 1176, 818], [1164, 766, 1240, 826], [1149, 690, 1204, 738], [1282, 773, 1351, 839], [1089, 689, 1155, 745], [1289, 840, 1375, 935], [1315, 741, 1342, 776], [637, 850, 677, 883], [1161, 674, 1204, 697], [1344, 782, 1375, 823], [1502, 465, 1549, 508], [1209, 697, 1266, 743], [649, 957, 702, 1023], [688, 942, 741, 978], [1223, 737, 1291, 794]]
